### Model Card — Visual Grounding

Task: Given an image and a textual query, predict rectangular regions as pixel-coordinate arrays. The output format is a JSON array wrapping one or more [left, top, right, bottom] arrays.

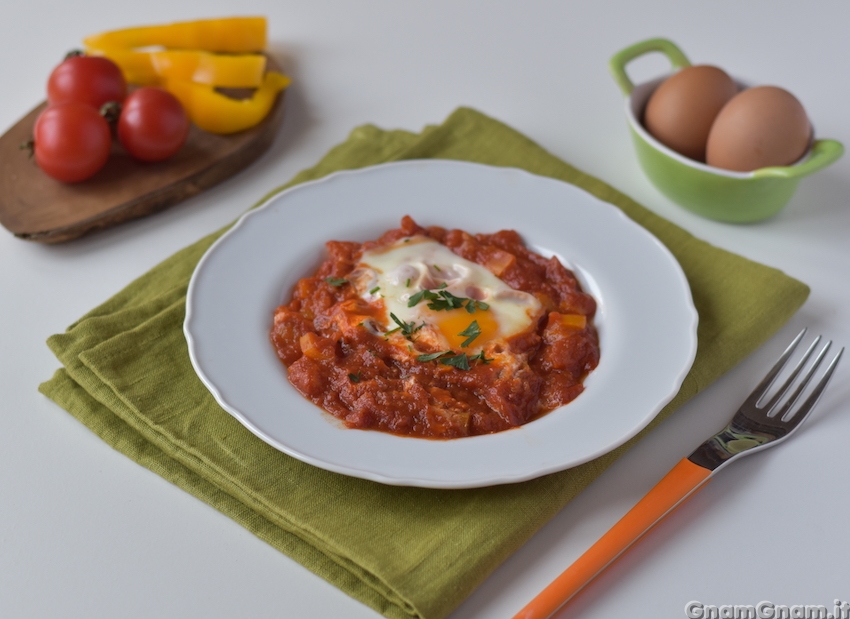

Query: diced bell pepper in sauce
[[559, 313, 587, 329]]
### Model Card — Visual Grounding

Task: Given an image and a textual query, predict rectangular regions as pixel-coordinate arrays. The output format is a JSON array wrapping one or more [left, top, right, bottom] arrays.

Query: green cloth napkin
[[40, 107, 809, 619]]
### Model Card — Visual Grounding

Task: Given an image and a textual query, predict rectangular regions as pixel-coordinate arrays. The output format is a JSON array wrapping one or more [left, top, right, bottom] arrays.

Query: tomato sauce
[[270, 216, 600, 439]]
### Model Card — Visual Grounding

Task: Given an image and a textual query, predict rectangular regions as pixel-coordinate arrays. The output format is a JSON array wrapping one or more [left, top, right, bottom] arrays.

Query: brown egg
[[643, 65, 739, 162], [705, 86, 812, 171]]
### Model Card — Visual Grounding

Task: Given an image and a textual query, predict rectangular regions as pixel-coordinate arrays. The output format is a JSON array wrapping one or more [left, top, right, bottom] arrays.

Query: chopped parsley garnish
[[407, 287, 490, 314], [417, 351, 449, 362], [458, 320, 481, 347], [465, 300, 489, 313], [369, 286, 381, 295], [441, 352, 471, 370], [407, 288, 437, 307], [387, 313, 424, 340], [469, 350, 493, 364], [428, 289, 466, 311], [433, 264, 441, 272], [405, 278, 411, 287], [415, 349, 491, 370], [325, 277, 348, 287], [348, 372, 362, 383]]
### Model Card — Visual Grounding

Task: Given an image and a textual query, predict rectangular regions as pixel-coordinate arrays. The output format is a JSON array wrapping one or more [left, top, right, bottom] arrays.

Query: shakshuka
[[270, 216, 600, 438]]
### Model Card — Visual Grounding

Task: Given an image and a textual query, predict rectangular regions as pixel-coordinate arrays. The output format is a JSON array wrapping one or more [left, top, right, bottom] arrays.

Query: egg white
[[351, 236, 542, 351]]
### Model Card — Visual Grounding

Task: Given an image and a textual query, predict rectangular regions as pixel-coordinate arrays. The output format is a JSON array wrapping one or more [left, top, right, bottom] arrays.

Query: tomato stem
[[19, 139, 34, 159], [100, 101, 122, 126]]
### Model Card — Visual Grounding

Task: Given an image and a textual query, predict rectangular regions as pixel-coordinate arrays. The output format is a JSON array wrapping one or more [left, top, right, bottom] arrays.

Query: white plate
[[184, 160, 698, 488]]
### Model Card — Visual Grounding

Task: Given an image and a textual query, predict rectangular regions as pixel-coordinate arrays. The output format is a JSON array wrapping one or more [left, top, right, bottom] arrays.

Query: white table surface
[[2, 2, 849, 618]]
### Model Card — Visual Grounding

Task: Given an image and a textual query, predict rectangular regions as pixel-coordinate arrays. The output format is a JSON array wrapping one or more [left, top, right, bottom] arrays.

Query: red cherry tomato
[[33, 102, 112, 183], [117, 88, 190, 162], [47, 53, 126, 109]]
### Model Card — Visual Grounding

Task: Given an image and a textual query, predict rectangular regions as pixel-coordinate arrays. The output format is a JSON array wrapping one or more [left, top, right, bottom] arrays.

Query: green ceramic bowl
[[609, 38, 844, 223]]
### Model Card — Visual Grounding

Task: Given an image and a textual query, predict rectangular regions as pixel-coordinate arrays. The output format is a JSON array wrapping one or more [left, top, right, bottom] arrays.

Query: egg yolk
[[432, 307, 501, 350]]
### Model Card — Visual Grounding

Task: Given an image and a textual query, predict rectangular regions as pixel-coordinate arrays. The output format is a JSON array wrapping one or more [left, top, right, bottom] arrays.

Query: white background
[[2, 2, 848, 618]]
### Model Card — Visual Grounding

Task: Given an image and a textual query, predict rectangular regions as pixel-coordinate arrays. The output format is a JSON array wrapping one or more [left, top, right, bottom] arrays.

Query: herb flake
[[388, 313, 424, 340], [407, 289, 439, 307], [458, 320, 482, 348], [427, 289, 467, 311], [441, 353, 471, 371], [416, 348, 491, 370], [417, 351, 449, 362], [469, 350, 493, 364], [407, 286, 491, 314]]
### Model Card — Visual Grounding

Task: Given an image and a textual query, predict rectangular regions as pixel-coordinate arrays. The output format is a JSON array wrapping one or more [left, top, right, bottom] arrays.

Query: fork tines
[[750, 328, 844, 424]]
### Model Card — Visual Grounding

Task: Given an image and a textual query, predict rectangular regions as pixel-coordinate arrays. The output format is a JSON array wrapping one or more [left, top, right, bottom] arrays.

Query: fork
[[513, 329, 844, 619]]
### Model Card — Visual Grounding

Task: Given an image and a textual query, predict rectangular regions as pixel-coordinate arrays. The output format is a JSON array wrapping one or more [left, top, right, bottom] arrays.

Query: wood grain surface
[[0, 81, 285, 243]]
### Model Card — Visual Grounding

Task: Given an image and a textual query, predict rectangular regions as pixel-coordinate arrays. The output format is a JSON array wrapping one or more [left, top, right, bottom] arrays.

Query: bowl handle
[[753, 140, 845, 179], [609, 38, 691, 96]]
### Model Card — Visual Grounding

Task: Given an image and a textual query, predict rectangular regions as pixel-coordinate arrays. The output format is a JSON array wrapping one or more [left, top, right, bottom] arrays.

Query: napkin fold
[[40, 107, 809, 619]]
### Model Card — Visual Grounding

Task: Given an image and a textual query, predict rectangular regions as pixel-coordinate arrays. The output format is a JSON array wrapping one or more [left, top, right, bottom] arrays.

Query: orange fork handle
[[513, 458, 712, 619]]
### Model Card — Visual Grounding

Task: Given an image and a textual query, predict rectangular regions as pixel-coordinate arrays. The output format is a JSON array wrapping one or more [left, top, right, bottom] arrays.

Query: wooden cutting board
[[0, 82, 285, 243]]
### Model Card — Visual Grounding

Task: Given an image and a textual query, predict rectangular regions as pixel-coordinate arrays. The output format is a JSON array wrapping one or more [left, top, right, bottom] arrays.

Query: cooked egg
[[352, 237, 542, 351]]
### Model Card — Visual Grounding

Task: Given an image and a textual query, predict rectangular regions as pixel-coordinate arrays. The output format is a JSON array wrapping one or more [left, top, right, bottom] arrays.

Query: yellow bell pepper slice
[[164, 71, 290, 134], [86, 48, 267, 88], [559, 314, 587, 329], [83, 16, 267, 53]]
